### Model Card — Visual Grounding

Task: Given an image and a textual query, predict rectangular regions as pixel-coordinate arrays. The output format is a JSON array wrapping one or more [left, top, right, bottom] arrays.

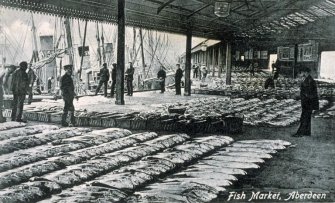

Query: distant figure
[[0, 65, 16, 123], [201, 65, 208, 80], [293, 68, 319, 137], [175, 63, 183, 95], [48, 76, 53, 93], [250, 62, 258, 76], [264, 75, 275, 89], [110, 63, 117, 98], [35, 77, 42, 95], [95, 63, 110, 97], [125, 62, 135, 96], [27, 64, 36, 104], [11, 61, 29, 123], [272, 60, 280, 80], [193, 65, 199, 78], [157, 66, 167, 93], [60, 65, 77, 127]]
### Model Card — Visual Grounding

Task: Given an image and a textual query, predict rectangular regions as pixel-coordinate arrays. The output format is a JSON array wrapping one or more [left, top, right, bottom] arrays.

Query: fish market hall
[[0, 0, 334, 202]]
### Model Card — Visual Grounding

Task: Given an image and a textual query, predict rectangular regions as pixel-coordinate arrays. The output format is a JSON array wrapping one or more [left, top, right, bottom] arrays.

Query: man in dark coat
[[157, 66, 167, 93], [194, 65, 199, 78], [110, 63, 117, 98], [11, 61, 29, 122], [175, 64, 183, 95], [95, 63, 110, 97], [125, 62, 135, 96], [27, 65, 36, 104], [60, 65, 77, 127], [293, 68, 319, 137], [0, 65, 16, 123], [264, 75, 275, 89]]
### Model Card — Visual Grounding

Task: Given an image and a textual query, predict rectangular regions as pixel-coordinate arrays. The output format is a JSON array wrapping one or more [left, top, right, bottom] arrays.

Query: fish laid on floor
[[200, 159, 260, 169], [224, 146, 277, 154], [231, 142, 286, 150]]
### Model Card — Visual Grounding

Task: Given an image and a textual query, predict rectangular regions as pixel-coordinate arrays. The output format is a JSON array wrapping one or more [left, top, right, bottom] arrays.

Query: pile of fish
[[0, 123, 292, 203], [0, 121, 26, 131], [133, 139, 291, 203], [38, 135, 232, 202], [138, 97, 328, 127], [193, 74, 334, 100]]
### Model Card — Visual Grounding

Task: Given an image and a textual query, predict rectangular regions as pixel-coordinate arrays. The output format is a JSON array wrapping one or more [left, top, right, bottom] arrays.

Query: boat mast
[[139, 28, 146, 79], [31, 13, 39, 63], [96, 22, 101, 66], [64, 17, 74, 66], [101, 24, 106, 64]]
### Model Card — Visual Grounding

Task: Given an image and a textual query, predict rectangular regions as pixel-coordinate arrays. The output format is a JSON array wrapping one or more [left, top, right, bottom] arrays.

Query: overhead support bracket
[[157, 0, 176, 14], [187, 3, 212, 19]]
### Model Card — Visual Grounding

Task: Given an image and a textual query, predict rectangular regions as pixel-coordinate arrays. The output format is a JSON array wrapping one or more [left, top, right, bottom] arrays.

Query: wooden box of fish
[[36, 112, 51, 122], [89, 116, 103, 127], [101, 116, 117, 127], [23, 110, 39, 121], [131, 118, 147, 130], [75, 117, 90, 126], [115, 117, 132, 129], [2, 109, 12, 118], [146, 119, 162, 131], [161, 119, 181, 131], [49, 112, 62, 123]]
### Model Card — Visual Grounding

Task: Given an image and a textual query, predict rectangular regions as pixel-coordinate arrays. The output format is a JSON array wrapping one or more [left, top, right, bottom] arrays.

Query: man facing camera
[[11, 61, 29, 123]]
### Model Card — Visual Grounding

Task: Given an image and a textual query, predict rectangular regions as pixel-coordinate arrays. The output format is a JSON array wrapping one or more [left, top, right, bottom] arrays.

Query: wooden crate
[[131, 119, 147, 130], [89, 116, 103, 127], [101, 116, 117, 127], [75, 117, 90, 127], [146, 119, 161, 131], [23, 111, 39, 121], [37, 112, 51, 123], [50, 113, 62, 123], [2, 109, 12, 118], [116, 117, 132, 129]]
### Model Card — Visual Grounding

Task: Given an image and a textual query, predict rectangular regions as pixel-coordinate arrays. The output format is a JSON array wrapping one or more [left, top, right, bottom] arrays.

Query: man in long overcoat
[[95, 63, 110, 97], [11, 61, 29, 122], [293, 68, 319, 136], [60, 65, 76, 127], [175, 64, 183, 95]]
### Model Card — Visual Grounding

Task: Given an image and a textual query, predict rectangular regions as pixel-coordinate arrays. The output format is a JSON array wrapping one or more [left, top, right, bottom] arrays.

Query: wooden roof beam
[[187, 3, 212, 19], [157, 0, 176, 14]]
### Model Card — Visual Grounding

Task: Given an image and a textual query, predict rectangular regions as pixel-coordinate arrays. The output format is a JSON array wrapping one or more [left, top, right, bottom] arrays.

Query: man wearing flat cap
[[11, 61, 29, 122], [60, 64, 76, 127], [95, 63, 110, 97], [125, 62, 135, 96]]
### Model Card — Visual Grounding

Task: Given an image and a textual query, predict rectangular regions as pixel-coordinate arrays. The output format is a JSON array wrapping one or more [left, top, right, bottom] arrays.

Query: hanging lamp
[[214, 1, 231, 17]]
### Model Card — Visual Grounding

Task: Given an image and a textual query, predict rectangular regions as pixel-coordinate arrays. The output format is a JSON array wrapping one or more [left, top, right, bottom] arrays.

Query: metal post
[[184, 28, 192, 96], [116, 0, 125, 105], [226, 42, 232, 85]]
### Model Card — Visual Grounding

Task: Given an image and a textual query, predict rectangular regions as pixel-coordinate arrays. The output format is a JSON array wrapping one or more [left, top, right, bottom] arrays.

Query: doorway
[[320, 51, 335, 80], [268, 54, 278, 71]]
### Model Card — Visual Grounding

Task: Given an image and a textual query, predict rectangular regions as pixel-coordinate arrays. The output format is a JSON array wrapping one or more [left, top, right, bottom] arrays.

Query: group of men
[[0, 62, 37, 123], [156, 64, 183, 95], [192, 64, 208, 80], [95, 62, 134, 97]]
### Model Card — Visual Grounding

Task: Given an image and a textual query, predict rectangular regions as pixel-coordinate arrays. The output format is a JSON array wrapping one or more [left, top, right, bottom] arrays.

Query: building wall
[[39, 35, 56, 91]]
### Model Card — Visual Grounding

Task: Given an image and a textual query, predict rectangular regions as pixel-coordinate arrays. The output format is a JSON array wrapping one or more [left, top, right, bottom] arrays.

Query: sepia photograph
[[0, 0, 334, 202]]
